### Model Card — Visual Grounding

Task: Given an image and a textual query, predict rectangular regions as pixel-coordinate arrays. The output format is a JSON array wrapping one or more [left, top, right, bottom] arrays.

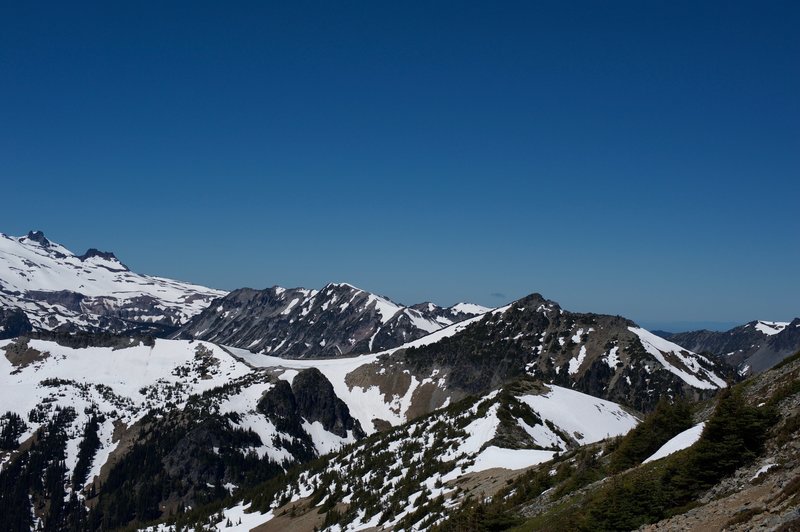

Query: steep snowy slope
[[0, 231, 226, 335], [166, 378, 640, 532], [0, 339, 362, 503], [178, 282, 490, 358]]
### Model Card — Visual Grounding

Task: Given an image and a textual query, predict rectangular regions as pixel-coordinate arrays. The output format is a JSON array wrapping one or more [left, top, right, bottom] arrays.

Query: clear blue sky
[[1, 1, 798, 330]]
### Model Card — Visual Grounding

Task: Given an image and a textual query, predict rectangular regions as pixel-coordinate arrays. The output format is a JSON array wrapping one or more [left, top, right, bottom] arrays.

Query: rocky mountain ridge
[[176, 282, 490, 358], [0, 229, 771, 531], [390, 293, 730, 412], [659, 319, 800, 374]]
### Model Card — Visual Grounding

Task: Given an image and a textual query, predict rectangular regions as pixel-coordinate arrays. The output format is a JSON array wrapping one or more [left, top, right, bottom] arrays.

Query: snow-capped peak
[[449, 302, 492, 315], [325, 281, 361, 291], [0, 230, 226, 333], [754, 320, 790, 336]]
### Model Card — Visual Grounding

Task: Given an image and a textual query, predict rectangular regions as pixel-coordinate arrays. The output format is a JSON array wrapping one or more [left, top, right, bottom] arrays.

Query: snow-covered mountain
[[0, 336, 368, 528], [196, 379, 640, 532], [659, 318, 800, 374], [0, 234, 735, 531], [0, 331, 641, 531], [0, 231, 226, 336], [176, 282, 491, 358], [387, 293, 729, 412], [0, 288, 732, 530]]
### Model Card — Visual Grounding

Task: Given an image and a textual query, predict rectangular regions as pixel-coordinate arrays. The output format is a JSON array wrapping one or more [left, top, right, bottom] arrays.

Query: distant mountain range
[[656, 319, 800, 374], [175, 283, 489, 358], [0, 232, 488, 355], [0, 231, 225, 337], [0, 229, 797, 531]]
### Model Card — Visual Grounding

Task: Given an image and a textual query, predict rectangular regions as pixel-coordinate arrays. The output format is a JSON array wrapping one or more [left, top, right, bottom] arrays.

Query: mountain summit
[[176, 282, 491, 358], [0, 231, 226, 336]]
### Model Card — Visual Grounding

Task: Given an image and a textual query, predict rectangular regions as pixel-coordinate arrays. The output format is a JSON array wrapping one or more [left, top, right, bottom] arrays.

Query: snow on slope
[[643, 422, 706, 463], [0, 339, 251, 475], [0, 338, 354, 486], [753, 320, 790, 336], [450, 302, 493, 315], [224, 308, 503, 433], [0, 232, 225, 331], [629, 327, 727, 390], [365, 292, 404, 323], [441, 384, 638, 479], [517, 385, 640, 445], [206, 383, 639, 532], [226, 346, 393, 433]]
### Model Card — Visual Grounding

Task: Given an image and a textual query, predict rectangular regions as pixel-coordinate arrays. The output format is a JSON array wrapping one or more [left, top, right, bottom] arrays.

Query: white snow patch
[[450, 302, 492, 315], [628, 327, 726, 390], [280, 298, 301, 315], [568, 346, 587, 375], [643, 422, 706, 463], [301, 421, 356, 456], [366, 294, 402, 324], [604, 346, 620, 369], [754, 321, 789, 336], [751, 463, 777, 481], [518, 385, 639, 444], [466, 446, 555, 473]]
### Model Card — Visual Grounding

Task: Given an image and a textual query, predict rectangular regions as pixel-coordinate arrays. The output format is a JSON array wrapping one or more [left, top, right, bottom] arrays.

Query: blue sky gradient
[[1, 1, 798, 330]]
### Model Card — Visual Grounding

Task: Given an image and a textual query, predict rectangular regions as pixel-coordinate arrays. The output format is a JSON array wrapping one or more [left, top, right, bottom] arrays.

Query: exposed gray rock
[[0, 307, 32, 340], [258, 369, 365, 441], [292, 368, 365, 438], [178, 283, 487, 359], [398, 293, 730, 412], [664, 319, 800, 374]]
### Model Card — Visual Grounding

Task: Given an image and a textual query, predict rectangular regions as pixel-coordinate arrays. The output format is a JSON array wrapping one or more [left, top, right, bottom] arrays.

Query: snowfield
[[517, 385, 640, 445], [0, 338, 357, 486], [0, 339, 250, 479], [753, 320, 790, 336], [643, 422, 706, 463], [0, 232, 225, 330]]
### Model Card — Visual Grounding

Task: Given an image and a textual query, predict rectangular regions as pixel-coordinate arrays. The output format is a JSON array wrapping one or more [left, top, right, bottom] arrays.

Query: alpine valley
[[1, 231, 798, 531]]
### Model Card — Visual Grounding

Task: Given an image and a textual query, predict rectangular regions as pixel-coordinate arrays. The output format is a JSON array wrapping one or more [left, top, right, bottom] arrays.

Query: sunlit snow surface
[[0, 232, 225, 329], [0, 339, 251, 478], [753, 320, 790, 336], [628, 327, 727, 389], [146, 502, 273, 532], [450, 302, 493, 315], [517, 385, 640, 445], [643, 422, 706, 463]]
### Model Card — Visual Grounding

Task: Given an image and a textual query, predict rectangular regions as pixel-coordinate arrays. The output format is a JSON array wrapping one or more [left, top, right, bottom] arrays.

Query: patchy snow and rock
[[629, 327, 727, 390]]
